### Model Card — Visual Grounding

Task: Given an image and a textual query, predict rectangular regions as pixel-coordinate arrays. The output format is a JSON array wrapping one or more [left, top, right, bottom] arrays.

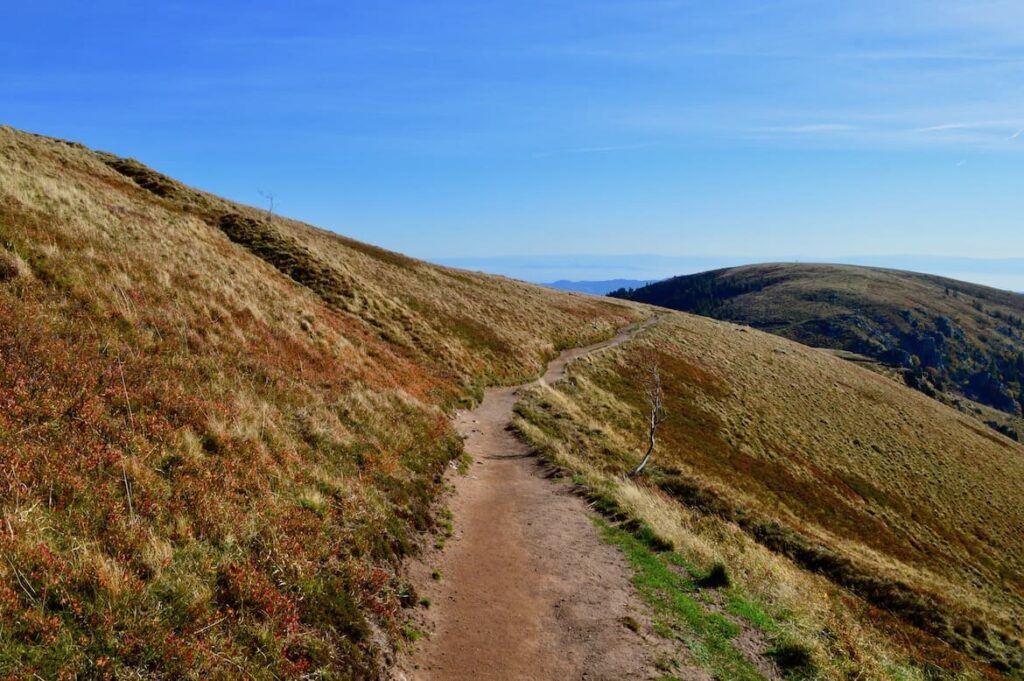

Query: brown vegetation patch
[[99, 154, 182, 199], [216, 212, 358, 307]]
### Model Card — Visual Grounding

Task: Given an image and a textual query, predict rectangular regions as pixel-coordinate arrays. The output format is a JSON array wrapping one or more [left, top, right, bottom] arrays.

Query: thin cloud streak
[[916, 121, 1017, 132], [533, 142, 655, 158], [726, 115, 1024, 150], [755, 123, 860, 134]]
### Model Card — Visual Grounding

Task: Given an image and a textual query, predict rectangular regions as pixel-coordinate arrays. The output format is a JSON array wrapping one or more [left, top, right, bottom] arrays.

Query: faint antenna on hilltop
[[257, 189, 275, 223]]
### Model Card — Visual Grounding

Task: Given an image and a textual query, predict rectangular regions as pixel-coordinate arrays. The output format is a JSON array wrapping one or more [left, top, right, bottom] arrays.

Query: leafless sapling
[[628, 352, 666, 478]]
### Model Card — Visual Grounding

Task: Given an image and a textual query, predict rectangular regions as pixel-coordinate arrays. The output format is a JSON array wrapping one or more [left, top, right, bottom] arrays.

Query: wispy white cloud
[[708, 113, 1024, 150], [757, 123, 859, 134], [916, 121, 1016, 132], [533, 142, 654, 158]]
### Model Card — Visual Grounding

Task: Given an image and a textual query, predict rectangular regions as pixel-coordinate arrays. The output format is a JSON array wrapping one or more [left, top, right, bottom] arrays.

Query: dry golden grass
[[0, 125, 642, 678], [514, 312, 1024, 678]]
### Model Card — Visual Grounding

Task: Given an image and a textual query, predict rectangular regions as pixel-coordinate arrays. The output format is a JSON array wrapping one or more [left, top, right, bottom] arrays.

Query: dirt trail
[[399, 318, 666, 680]]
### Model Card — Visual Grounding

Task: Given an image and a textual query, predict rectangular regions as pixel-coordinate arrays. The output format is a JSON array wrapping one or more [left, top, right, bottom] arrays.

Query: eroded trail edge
[[399, 318, 661, 680]]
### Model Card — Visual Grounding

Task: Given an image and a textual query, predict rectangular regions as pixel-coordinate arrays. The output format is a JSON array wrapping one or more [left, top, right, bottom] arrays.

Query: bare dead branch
[[628, 351, 666, 478], [116, 356, 135, 520]]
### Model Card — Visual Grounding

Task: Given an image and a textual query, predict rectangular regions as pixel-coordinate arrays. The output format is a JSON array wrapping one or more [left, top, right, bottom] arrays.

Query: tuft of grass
[[697, 562, 731, 589], [297, 488, 329, 516], [766, 638, 816, 679], [620, 615, 641, 632], [0, 249, 32, 282], [401, 624, 426, 642]]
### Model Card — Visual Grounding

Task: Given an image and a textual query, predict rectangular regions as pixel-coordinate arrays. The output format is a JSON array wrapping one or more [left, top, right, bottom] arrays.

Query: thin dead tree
[[628, 352, 666, 478]]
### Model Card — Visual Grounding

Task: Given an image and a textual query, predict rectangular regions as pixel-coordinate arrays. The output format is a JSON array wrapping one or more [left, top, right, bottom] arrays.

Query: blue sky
[[4, 1, 1024, 280]]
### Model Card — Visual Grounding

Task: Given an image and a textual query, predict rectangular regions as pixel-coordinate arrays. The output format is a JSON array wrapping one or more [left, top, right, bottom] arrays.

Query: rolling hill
[[611, 263, 1024, 439], [0, 126, 642, 678], [3, 126, 1024, 679]]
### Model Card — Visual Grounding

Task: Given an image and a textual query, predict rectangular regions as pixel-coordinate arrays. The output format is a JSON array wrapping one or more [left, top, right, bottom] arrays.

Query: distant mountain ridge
[[612, 263, 1024, 428]]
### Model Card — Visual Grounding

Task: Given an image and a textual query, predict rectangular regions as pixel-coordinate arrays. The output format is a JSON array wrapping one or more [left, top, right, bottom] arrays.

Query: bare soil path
[[397, 318, 671, 681]]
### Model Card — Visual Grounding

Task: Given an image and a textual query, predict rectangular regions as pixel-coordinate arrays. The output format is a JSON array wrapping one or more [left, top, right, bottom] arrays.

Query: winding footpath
[[399, 318, 666, 680]]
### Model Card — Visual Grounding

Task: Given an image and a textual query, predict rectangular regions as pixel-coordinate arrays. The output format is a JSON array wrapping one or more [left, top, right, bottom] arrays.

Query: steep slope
[[0, 126, 643, 678], [611, 264, 1024, 436], [515, 312, 1024, 678]]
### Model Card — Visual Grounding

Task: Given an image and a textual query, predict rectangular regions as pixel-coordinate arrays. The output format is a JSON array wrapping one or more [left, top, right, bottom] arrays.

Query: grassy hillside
[[515, 313, 1024, 678], [6, 126, 1024, 679], [0, 125, 643, 678], [611, 264, 1024, 438]]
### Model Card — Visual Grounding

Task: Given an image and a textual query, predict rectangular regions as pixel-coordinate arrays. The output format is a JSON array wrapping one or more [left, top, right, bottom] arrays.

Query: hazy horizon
[[434, 254, 1024, 292]]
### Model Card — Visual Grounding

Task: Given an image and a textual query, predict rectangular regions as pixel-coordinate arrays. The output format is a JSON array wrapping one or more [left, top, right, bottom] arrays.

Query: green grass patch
[[597, 520, 767, 681], [724, 589, 779, 634], [401, 623, 426, 642], [724, 590, 819, 679]]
